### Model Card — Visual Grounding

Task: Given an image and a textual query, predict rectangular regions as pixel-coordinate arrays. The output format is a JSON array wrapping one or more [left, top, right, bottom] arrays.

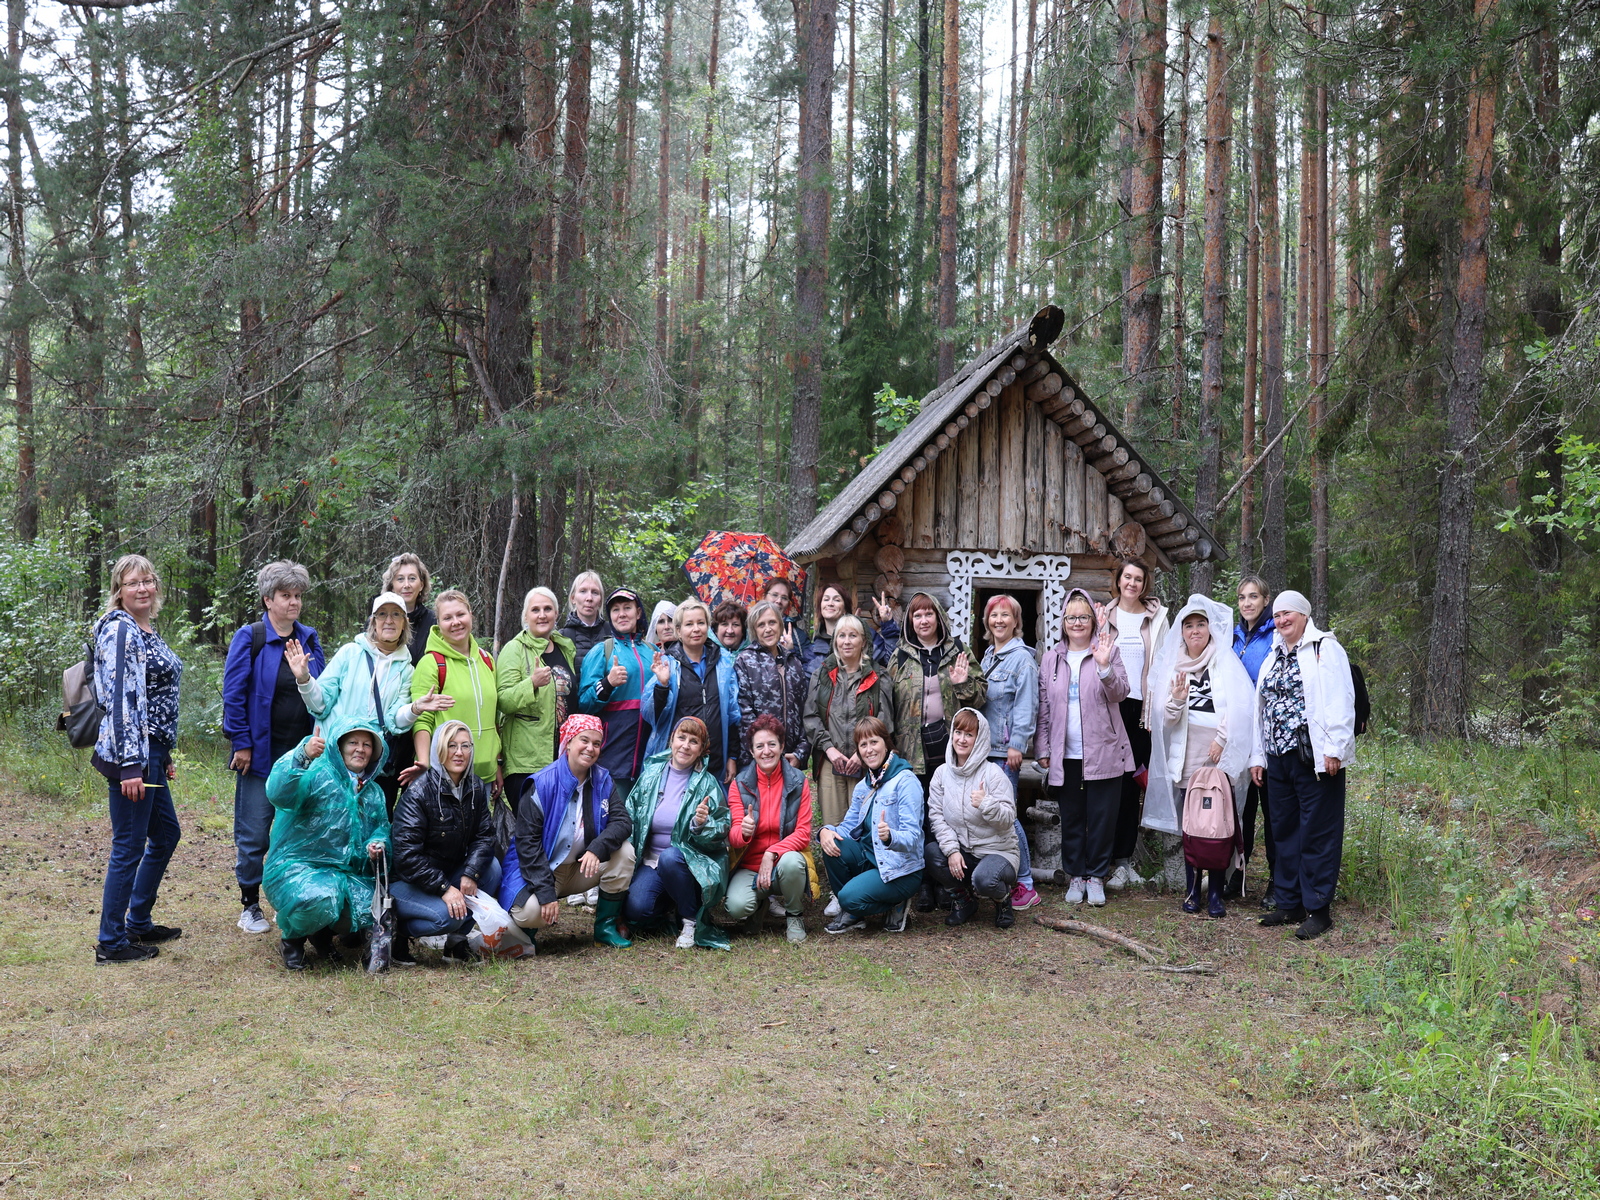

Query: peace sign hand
[[872, 592, 895, 624]]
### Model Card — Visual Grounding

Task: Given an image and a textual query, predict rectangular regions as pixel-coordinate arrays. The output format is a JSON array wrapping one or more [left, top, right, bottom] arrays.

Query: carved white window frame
[[945, 552, 1074, 651]]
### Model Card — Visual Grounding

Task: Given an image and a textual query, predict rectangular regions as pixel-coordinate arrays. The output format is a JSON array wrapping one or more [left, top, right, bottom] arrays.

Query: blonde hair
[[566, 570, 603, 607], [521, 586, 561, 632], [435, 588, 472, 614], [674, 598, 712, 633], [832, 614, 867, 644], [382, 553, 431, 603], [106, 554, 163, 617]]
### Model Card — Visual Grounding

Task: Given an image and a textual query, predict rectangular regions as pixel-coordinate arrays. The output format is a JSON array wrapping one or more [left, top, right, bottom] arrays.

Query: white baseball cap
[[371, 591, 408, 615]]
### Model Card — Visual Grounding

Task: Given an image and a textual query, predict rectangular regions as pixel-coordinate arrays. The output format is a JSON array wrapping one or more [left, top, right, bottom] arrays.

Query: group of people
[[86, 548, 1357, 968]]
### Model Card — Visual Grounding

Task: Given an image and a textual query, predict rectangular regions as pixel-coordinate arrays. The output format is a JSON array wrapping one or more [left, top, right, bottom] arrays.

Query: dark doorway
[[971, 584, 1041, 652]]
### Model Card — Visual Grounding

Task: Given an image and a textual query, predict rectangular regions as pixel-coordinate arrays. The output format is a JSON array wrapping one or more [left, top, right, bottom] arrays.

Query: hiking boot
[[823, 895, 842, 918], [884, 900, 911, 932], [825, 911, 867, 935], [390, 938, 417, 967], [1258, 885, 1277, 911], [994, 901, 1016, 929], [237, 904, 271, 934], [96, 942, 158, 964], [913, 881, 938, 913], [280, 938, 307, 971], [442, 937, 482, 964], [1294, 907, 1333, 940], [675, 920, 698, 949], [786, 915, 808, 944], [308, 929, 340, 963], [1260, 906, 1307, 928], [769, 896, 788, 919], [945, 888, 977, 927], [130, 924, 183, 945]]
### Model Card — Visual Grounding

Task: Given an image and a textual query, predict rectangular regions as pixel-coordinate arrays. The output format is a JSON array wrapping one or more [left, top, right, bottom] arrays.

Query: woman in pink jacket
[[1036, 588, 1135, 907]]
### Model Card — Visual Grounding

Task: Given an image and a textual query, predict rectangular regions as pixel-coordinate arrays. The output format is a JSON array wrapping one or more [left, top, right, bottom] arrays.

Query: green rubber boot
[[592, 892, 633, 948], [692, 905, 732, 952]]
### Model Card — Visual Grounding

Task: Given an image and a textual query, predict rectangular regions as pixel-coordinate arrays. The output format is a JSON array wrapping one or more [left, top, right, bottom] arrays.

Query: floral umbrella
[[683, 531, 808, 618]]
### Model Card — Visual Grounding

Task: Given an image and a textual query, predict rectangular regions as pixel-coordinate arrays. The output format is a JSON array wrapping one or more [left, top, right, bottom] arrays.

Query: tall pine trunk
[[6, 0, 34, 540], [686, 0, 720, 477], [1240, 31, 1262, 570], [654, 0, 674, 356], [1123, 0, 1166, 426], [1193, 11, 1228, 596], [1423, 0, 1498, 734], [936, 0, 959, 381], [1257, 29, 1287, 589]]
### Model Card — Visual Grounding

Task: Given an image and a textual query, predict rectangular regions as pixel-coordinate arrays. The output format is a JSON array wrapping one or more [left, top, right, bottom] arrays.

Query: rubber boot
[[1207, 870, 1227, 918], [692, 905, 732, 951], [592, 891, 633, 948], [280, 937, 307, 971], [1181, 864, 1202, 914]]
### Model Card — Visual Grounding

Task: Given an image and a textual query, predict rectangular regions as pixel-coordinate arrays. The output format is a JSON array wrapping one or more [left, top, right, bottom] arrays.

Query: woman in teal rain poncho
[[263, 717, 392, 971]]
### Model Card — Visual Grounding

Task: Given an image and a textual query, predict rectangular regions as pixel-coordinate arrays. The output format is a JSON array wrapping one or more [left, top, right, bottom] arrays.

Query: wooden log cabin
[[787, 305, 1225, 651]]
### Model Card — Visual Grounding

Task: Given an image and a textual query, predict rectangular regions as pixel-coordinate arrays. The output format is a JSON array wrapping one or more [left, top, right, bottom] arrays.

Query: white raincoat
[[1141, 595, 1255, 835]]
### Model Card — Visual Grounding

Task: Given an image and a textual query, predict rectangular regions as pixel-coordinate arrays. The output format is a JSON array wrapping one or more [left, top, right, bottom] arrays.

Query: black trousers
[[1050, 759, 1124, 881], [1264, 752, 1345, 912], [1240, 778, 1275, 867], [1114, 697, 1148, 861], [923, 842, 1018, 902]]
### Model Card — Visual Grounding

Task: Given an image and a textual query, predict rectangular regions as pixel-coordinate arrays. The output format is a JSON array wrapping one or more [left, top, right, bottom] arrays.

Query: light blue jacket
[[980, 637, 1038, 759], [641, 644, 741, 768], [298, 634, 417, 737], [826, 757, 925, 883]]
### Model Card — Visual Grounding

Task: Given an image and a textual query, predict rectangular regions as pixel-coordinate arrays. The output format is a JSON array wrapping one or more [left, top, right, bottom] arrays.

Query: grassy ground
[[0, 734, 1596, 1199]]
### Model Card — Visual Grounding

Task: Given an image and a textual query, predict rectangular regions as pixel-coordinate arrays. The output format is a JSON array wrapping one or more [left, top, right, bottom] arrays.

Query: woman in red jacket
[[724, 715, 814, 943], [1036, 588, 1135, 908]]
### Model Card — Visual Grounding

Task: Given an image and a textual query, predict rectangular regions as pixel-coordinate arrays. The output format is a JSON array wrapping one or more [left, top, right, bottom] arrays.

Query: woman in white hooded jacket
[[1248, 590, 1355, 941], [922, 708, 1021, 929], [1142, 595, 1255, 918]]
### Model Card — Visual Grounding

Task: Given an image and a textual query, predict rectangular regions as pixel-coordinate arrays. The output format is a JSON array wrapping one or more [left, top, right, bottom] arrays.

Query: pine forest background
[[3, 0, 1600, 743]]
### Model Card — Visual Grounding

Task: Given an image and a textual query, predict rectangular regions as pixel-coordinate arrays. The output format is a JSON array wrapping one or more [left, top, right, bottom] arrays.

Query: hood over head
[[944, 707, 992, 779], [1170, 593, 1234, 671], [325, 715, 390, 784], [604, 588, 647, 628], [428, 718, 474, 777], [899, 591, 953, 649], [1058, 586, 1101, 641], [646, 599, 679, 644]]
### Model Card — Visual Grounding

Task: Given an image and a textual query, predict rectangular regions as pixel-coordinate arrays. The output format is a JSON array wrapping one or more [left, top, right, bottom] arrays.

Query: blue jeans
[[99, 746, 181, 951], [233, 770, 272, 896], [390, 858, 503, 937], [991, 759, 1034, 888], [623, 846, 702, 926]]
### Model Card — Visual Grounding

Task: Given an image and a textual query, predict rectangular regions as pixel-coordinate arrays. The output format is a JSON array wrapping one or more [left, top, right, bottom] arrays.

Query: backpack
[[1181, 766, 1239, 872], [427, 645, 495, 692], [58, 632, 103, 749], [1311, 639, 1372, 736]]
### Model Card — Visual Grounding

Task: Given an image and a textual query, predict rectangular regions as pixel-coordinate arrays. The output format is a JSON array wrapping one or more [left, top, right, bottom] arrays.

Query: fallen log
[[1034, 914, 1217, 975]]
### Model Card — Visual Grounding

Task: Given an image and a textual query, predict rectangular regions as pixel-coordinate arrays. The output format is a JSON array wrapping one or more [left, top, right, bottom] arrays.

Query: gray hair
[[367, 603, 413, 650], [833, 614, 867, 642], [747, 599, 784, 640], [257, 560, 310, 602], [522, 586, 561, 631]]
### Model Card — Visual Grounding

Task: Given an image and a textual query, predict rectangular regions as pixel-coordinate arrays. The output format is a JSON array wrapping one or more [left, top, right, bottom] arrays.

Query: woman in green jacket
[[498, 586, 578, 809], [621, 716, 733, 951], [405, 589, 502, 797]]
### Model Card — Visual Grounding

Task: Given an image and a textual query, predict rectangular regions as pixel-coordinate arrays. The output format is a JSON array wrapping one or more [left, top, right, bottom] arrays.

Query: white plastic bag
[[465, 891, 536, 959]]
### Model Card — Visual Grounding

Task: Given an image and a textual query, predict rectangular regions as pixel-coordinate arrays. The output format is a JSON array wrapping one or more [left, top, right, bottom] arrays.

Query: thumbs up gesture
[[970, 779, 986, 807], [741, 804, 757, 838], [304, 726, 326, 761], [529, 662, 553, 688], [692, 796, 711, 829], [606, 657, 629, 687], [877, 807, 892, 844]]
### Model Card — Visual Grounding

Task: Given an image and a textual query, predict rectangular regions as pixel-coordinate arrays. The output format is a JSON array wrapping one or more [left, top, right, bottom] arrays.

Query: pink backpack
[[1182, 766, 1239, 871]]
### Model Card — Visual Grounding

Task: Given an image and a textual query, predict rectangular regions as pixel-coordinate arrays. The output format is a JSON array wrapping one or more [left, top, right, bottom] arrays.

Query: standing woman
[[1142, 596, 1256, 917], [383, 553, 436, 666], [498, 586, 578, 809], [561, 570, 611, 666], [646, 600, 679, 650], [1249, 591, 1356, 940], [978, 594, 1042, 911], [405, 589, 502, 797], [292, 592, 450, 813], [1099, 560, 1170, 888], [1230, 574, 1276, 903], [91, 555, 184, 963], [223, 561, 325, 938], [642, 599, 741, 786], [804, 614, 895, 843], [712, 601, 749, 653], [801, 583, 852, 675], [819, 717, 925, 934], [734, 600, 811, 769], [623, 717, 733, 950], [1036, 588, 1134, 908]]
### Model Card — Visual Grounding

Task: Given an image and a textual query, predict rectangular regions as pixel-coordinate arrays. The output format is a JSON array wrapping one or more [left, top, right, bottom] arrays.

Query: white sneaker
[[675, 920, 697, 949], [768, 896, 787, 919], [564, 893, 585, 906], [237, 904, 271, 934], [1086, 878, 1107, 907], [1065, 877, 1086, 905], [824, 895, 842, 918], [1105, 864, 1128, 892], [585, 887, 599, 906]]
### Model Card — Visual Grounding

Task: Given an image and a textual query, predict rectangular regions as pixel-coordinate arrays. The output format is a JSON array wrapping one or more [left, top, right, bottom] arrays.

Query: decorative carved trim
[[945, 552, 1074, 649]]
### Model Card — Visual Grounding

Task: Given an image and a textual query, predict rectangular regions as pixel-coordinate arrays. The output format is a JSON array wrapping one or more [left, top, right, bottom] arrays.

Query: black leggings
[[1114, 697, 1149, 860], [1051, 759, 1124, 881]]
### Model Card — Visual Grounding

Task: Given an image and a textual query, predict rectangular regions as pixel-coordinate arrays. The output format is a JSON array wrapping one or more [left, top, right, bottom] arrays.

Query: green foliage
[[0, 534, 96, 712], [1501, 436, 1600, 543], [602, 482, 715, 603]]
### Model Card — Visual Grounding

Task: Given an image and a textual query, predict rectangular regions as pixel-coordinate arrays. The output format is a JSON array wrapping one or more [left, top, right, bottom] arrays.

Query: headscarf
[[1273, 589, 1312, 617], [558, 712, 604, 752], [1142, 594, 1255, 834], [646, 600, 679, 646]]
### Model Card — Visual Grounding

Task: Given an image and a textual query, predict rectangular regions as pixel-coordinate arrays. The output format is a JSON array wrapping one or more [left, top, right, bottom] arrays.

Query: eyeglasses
[[1064, 615, 1092, 624]]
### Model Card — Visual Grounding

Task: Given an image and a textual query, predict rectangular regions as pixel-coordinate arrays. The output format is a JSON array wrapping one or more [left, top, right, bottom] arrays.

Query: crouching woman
[[389, 719, 501, 964], [819, 717, 925, 935], [924, 708, 1020, 928], [263, 719, 391, 970], [725, 715, 814, 943], [623, 716, 733, 951], [504, 714, 637, 948]]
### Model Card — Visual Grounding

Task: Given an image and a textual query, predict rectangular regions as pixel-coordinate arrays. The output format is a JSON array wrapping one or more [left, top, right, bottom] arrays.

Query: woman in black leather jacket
[[389, 719, 500, 963]]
